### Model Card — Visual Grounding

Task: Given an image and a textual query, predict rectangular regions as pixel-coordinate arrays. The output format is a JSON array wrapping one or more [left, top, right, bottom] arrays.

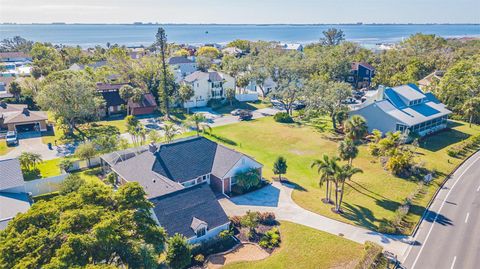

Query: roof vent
[[148, 142, 158, 153], [22, 108, 30, 116], [152, 178, 156, 183]]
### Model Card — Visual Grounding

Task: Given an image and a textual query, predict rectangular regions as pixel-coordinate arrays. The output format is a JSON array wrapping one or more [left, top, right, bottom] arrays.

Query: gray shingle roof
[[391, 84, 425, 101], [107, 136, 260, 198], [183, 71, 225, 83], [0, 159, 25, 191], [0, 192, 30, 230], [151, 183, 229, 238], [168, 57, 194, 65]]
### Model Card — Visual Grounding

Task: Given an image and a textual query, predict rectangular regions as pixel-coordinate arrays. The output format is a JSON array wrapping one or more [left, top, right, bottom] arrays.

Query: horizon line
[[1, 22, 480, 26]]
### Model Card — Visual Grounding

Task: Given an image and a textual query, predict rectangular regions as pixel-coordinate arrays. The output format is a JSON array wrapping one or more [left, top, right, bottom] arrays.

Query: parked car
[[6, 131, 18, 146], [292, 100, 306, 110], [231, 109, 243, 116], [238, 110, 253, 121]]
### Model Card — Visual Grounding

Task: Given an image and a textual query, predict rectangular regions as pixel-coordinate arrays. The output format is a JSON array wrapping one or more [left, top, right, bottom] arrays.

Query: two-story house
[[181, 71, 235, 108], [351, 84, 451, 137], [348, 62, 375, 90]]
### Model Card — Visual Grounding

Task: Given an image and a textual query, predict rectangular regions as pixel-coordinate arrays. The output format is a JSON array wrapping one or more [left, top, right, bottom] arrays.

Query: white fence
[[25, 174, 69, 196], [235, 91, 259, 102]]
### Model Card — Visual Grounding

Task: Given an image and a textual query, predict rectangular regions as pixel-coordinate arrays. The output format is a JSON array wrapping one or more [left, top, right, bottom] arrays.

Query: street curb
[[409, 149, 480, 237]]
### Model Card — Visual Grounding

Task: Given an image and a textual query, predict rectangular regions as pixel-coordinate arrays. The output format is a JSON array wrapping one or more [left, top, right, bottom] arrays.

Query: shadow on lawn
[[420, 126, 470, 152], [341, 203, 378, 230]]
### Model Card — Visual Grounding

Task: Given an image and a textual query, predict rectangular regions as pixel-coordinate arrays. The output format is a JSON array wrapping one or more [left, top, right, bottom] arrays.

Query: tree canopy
[[0, 182, 167, 269]]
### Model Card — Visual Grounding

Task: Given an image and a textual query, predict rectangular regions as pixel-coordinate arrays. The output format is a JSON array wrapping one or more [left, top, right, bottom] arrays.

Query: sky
[[1, 0, 479, 24]]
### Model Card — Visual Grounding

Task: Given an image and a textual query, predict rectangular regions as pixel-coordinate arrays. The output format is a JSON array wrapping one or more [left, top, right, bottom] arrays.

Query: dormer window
[[191, 217, 208, 238]]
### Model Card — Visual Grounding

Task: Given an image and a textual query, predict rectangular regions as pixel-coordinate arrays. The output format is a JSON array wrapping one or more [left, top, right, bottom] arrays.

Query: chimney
[[148, 142, 157, 153], [22, 107, 30, 116]]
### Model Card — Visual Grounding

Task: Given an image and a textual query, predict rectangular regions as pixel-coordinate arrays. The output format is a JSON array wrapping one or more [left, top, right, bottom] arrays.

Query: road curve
[[402, 150, 480, 269]]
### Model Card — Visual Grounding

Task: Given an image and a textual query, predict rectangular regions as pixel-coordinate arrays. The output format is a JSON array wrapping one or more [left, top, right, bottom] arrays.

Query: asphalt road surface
[[403, 150, 480, 269]]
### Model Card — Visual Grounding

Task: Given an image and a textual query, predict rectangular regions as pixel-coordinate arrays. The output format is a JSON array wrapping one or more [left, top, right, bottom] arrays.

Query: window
[[196, 227, 206, 237], [183, 180, 196, 187]]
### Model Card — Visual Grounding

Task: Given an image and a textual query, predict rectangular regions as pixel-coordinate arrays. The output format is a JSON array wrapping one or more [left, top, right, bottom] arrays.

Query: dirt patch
[[207, 243, 270, 269], [289, 149, 315, 155]]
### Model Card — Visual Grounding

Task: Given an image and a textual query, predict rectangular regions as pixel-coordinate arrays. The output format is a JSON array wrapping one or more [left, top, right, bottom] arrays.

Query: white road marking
[[410, 155, 480, 269], [477, 185, 480, 192], [450, 256, 457, 269], [465, 212, 470, 223]]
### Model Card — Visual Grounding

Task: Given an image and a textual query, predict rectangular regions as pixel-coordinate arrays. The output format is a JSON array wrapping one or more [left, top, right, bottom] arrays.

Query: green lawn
[[213, 100, 271, 115], [0, 140, 13, 155], [72, 167, 105, 185], [223, 221, 364, 269], [23, 158, 62, 181], [206, 117, 480, 233]]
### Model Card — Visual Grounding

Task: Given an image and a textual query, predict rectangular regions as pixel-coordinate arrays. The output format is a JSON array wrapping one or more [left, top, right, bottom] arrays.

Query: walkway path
[[219, 181, 412, 256]]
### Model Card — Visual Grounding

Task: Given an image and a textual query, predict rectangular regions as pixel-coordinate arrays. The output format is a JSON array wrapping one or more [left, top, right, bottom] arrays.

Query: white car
[[6, 131, 18, 146]]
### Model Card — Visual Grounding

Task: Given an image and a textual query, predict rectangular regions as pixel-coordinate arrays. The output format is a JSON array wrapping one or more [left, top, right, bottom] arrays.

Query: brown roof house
[[100, 136, 263, 244], [128, 93, 157, 116], [0, 102, 48, 132], [96, 82, 129, 117]]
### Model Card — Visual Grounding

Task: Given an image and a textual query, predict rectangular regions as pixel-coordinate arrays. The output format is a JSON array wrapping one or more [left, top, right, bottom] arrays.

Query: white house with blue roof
[[351, 84, 451, 137]]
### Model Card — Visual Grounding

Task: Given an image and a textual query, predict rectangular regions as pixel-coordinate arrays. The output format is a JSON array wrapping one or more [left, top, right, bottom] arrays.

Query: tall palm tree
[[334, 164, 363, 213], [19, 152, 43, 170], [186, 114, 211, 136], [338, 138, 358, 165], [344, 115, 368, 143], [311, 154, 339, 204]]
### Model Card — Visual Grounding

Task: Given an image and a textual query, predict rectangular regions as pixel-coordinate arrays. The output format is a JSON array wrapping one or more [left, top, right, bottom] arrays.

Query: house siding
[[131, 106, 156, 116], [210, 174, 223, 193], [187, 222, 230, 244], [351, 103, 401, 134]]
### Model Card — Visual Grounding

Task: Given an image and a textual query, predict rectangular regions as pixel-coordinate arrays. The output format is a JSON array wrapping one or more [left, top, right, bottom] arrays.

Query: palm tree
[[186, 114, 211, 136], [311, 154, 339, 204], [163, 123, 178, 143], [19, 152, 43, 170], [119, 85, 134, 115], [338, 138, 358, 165], [344, 115, 368, 143], [334, 164, 363, 213]]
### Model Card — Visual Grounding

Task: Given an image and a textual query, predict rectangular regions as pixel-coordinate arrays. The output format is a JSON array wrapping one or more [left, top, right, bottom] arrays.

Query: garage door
[[16, 123, 37, 133]]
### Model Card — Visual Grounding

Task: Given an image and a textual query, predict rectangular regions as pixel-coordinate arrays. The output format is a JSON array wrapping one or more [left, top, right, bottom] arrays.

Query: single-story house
[[222, 47, 243, 57], [0, 158, 30, 230], [351, 84, 451, 136], [0, 102, 49, 132], [181, 71, 235, 108], [101, 136, 262, 242], [0, 52, 32, 63], [127, 93, 157, 116]]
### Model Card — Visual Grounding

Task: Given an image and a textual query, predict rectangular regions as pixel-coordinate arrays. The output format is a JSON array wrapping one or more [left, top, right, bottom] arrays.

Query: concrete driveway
[[0, 136, 59, 161], [219, 181, 412, 256]]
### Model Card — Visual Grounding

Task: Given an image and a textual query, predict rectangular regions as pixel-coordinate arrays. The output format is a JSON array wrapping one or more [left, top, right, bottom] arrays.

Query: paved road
[[402, 150, 480, 269], [219, 181, 411, 255]]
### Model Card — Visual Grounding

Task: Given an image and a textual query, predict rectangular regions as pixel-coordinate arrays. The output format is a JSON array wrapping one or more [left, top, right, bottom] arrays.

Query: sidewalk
[[219, 181, 412, 256]]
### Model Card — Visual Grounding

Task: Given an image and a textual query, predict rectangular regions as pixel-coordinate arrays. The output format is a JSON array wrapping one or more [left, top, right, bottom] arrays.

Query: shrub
[[235, 168, 261, 193], [258, 212, 276, 226], [60, 174, 86, 195], [259, 227, 281, 249], [166, 234, 192, 269], [194, 254, 204, 264], [240, 211, 260, 232], [355, 241, 386, 269], [207, 98, 226, 109], [274, 112, 294, 123], [191, 233, 237, 258], [230, 215, 243, 227]]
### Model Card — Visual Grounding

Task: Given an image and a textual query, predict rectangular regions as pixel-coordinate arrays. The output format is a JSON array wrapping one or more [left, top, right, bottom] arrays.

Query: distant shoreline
[[1, 23, 480, 26]]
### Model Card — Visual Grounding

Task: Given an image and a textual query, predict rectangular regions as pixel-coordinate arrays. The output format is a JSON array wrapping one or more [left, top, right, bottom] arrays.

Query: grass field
[[213, 100, 271, 115], [223, 221, 364, 269], [206, 117, 480, 233], [0, 140, 13, 155], [23, 158, 62, 181]]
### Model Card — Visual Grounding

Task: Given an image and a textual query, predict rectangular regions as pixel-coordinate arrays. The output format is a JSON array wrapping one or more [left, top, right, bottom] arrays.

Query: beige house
[[181, 71, 235, 108], [0, 103, 48, 132]]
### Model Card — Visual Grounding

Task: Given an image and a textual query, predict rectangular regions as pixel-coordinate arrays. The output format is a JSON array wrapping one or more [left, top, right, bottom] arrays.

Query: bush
[[166, 234, 192, 269], [194, 254, 204, 264], [60, 174, 86, 195], [274, 112, 294, 123], [259, 227, 281, 249], [258, 212, 276, 226], [191, 233, 237, 258], [355, 241, 387, 269], [235, 168, 261, 193], [207, 98, 226, 109], [230, 215, 243, 227]]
